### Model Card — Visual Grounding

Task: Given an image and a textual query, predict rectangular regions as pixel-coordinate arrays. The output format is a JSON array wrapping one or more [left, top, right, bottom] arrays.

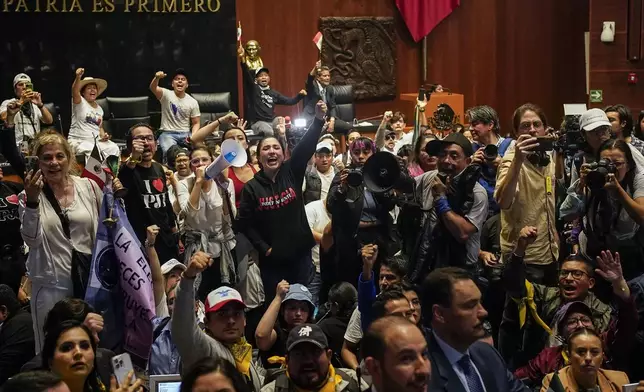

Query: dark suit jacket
[[0, 309, 35, 384], [303, 74, 337, 120], [428, 334, 528, 392]]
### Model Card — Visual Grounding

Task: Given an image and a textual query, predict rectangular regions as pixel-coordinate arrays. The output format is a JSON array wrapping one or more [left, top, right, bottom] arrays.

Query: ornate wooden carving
[[320, 17, 397, 101]]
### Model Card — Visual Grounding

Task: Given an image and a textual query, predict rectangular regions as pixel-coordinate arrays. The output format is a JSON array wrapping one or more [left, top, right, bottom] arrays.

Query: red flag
[[396, 0, 460, 42], [313, 31, 323, 51]]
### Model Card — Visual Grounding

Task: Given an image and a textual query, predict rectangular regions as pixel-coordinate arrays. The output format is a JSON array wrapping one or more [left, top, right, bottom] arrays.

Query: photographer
[[327, 137, 396, 288], [495, 103, 559, 284], [468, 105, 513, 217], [561, 138, 644, 280]]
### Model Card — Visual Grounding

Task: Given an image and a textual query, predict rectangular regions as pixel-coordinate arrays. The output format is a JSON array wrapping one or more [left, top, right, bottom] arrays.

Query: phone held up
[[25, 156, 39, 173], [111, 353, 135, 386]]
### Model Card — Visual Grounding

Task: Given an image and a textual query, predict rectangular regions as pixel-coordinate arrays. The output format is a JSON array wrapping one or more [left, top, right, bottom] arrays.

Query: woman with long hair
[[237, 102, 327, 299], [41, 321, 104, 392], [408, 133, 437, 177], [569, 138, 644, 280], [176, 147, 236, 300], [180, 357, 250, 392], [222, 126, 259, 208], [20, 130, 102, 353], [541, 328, 631, 392]]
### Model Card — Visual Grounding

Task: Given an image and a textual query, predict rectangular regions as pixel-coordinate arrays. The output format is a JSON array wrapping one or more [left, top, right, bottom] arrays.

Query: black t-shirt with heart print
[[0, 180, 23, 251], [118, 162, 177, 248]]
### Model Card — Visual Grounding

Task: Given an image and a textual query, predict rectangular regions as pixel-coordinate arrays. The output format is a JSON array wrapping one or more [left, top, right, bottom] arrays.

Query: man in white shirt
[[305, 198, 331, 306], [303, 142, 337, 204], [150, 69, 201, 160], [0, 73, 53, 147]]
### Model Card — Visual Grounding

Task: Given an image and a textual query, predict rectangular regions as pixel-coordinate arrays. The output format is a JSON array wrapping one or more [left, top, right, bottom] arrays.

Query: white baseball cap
[[580, 108, 611, 131], [13, 73, 31, 87], [316, 142, 333, 153], [205, 286, 245, 313], [160, 258, 187, 275]]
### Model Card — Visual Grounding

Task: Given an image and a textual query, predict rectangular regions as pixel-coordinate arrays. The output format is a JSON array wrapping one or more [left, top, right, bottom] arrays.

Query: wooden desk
[[400, 92, 465, 131]]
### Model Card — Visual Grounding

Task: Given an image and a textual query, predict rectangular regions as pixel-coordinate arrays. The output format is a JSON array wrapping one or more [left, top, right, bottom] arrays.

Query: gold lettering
[[93, 0, 103, 12], [123, 0, 134, 11], [153, 0, 159, 12], [69, 0, 82, 12], [180, 0, 190, 12], [61, 0, 66, 12], [138, 0, 149, 11], [46, 0, 58, 12], [104, 0, 114, 11], [15, 0, 27, 11], [162, 0, 176, 12], [35, 0, 40, 11], [3, 0, 13, 12], [194, 0, 204, 12], [206, 0, 219, 12]]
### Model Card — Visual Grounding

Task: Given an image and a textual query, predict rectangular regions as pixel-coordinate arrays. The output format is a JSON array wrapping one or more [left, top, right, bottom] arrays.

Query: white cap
[[580, 108, 611, 131], [13, 73, 31, 87], [205, 286, 245, 313], [160, 258, 187, 275], [316, 142, 333, 153]]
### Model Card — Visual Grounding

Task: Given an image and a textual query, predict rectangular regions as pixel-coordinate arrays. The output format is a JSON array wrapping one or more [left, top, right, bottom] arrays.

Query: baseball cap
[[13, 73, 31, 87], [173, 68, 188, 80], [160, 259, 186, 276], [315, 142, 333, 153], [426, 132, 474, 157], [286, 323, 329, 351], [255, 67, 270, 77], [556, 301, 593, 331], [205, 286, 246, 313], [580, 108, 611, 131]]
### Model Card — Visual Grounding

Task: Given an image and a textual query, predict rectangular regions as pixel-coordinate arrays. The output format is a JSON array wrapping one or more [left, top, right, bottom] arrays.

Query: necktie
[[458, 354, 485, 392]]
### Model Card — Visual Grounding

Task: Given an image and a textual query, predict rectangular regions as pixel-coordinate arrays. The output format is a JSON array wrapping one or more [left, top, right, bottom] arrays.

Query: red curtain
[[395, 0, 461, 42]]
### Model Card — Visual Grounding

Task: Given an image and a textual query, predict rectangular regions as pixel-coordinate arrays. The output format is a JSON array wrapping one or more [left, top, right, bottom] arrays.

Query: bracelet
[[127, 156, 141, 165], [26, 200, 39, 209], [144, 240, 155, 248], [435, 196, 451, 215]]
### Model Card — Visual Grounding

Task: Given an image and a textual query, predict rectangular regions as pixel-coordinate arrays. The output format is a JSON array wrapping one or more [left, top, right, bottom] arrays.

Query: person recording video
[[327, 137, 396, 288], [0, 74, 53, 149], [561, 138, 644, 281]]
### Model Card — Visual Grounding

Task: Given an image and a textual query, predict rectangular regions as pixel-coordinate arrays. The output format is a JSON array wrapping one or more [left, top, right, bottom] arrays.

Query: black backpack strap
[[42, 183, 71, 239]]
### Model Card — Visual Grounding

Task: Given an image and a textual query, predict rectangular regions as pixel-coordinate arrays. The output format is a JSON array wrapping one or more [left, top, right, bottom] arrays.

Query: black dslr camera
[[346, 168, 363, 188], [586, 159, 616, 190], [554, 114, 585, 154]]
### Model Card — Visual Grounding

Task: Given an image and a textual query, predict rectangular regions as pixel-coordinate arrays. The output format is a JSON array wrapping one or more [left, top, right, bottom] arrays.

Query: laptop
[[149, 374, 182, 392]]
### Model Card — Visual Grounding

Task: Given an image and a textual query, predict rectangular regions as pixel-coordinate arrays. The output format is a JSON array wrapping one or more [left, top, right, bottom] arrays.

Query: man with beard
[[363, 316, 431, 392], [422, 132, 489, 276], [261, 323, 366, 392], [174, 252, 264, 391], [150, 69, 201, 159], [499, 226, 615, 369], [422, 267, 527, 392], [118, 124, 179, 264]]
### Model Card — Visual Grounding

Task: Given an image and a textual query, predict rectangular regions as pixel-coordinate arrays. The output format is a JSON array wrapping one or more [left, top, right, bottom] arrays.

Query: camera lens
[[483, 144, 498, 161], [347, 170, 363, 188]]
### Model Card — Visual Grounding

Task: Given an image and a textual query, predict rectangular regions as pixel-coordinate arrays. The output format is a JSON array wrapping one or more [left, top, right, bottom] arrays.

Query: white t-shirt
[[0, 99, 42, 143], [159, 88, 200, 132], [305, 200, 331, 272], [68, 97, 103, 143], [394, 131, 414, 153]]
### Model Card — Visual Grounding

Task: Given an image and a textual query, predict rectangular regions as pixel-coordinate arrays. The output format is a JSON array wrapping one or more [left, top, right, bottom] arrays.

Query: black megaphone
[[363, 152, 402, 193]]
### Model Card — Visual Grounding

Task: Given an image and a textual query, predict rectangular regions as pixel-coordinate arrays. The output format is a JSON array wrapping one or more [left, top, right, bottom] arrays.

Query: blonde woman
[[20, 130, 102, 353]]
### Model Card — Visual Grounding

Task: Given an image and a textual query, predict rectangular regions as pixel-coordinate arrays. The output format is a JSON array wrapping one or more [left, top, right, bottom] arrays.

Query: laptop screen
[[149, 375, 182, 392]]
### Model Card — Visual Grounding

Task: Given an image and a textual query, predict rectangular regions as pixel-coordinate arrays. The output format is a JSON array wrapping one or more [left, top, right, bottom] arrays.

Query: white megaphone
[[205, 139, 247, 179]]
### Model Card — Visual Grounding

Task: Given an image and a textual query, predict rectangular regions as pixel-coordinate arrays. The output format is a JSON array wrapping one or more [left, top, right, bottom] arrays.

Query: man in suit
[[304, 61, 352, 134], [362, 315, 431, 392], [422, 267, 528, 392], [0, 284, 35, 384]]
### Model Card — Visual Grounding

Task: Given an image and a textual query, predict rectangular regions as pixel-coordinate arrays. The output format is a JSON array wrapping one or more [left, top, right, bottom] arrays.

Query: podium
[[400, 92, 465, 134]]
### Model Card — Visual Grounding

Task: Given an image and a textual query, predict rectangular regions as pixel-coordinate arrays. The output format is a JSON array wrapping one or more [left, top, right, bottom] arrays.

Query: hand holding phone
[[111, 353, 134, 386], [25, 156, 39, 173]]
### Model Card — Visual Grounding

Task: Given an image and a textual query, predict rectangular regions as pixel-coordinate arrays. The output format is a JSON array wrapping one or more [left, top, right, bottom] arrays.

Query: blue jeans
[[308, 271, 322, 308], [158, 131, 190, 161]]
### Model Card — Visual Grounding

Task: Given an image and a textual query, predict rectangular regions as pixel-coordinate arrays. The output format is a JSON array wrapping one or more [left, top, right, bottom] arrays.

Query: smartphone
[[623, 383, 640, 392], [24, 82, 33, 91], [535, 136, 554, 152], [417, 88, 426, 101], [111, 353, 134, 386], [25, 156, 39, 173]]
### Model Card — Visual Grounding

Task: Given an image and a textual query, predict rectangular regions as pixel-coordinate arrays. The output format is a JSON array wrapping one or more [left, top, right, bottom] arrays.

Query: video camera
[[586, 159, 616, 190], [553, 114, 585, 154]]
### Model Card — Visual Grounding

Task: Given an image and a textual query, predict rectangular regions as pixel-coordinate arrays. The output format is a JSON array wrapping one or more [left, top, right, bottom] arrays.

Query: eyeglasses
[[559, 269, 587, 280], [385, 134, 396, 140], [191, 157, 211, 165], [566, 316, 592, 327], [518, 121, 544, 131], [133, 135, 155, 142]]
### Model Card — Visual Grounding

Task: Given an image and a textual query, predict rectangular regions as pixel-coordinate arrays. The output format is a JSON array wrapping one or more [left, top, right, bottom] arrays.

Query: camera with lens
[[554, 114, 585, 154], [346, 168, 363, 188], [586, 158, 616, 190], [482, 144, 498, 162]]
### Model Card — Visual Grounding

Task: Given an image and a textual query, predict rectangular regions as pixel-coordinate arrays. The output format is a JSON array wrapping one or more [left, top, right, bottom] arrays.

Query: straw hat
[[78, 77, 108, 96]]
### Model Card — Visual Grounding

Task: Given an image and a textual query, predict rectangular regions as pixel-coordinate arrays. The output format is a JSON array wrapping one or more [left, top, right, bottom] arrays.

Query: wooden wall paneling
[[627, 0, 643, 61]]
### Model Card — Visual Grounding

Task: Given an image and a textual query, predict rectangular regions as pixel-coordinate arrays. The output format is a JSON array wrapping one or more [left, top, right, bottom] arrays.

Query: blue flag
[[85, 183, 125, 352]]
